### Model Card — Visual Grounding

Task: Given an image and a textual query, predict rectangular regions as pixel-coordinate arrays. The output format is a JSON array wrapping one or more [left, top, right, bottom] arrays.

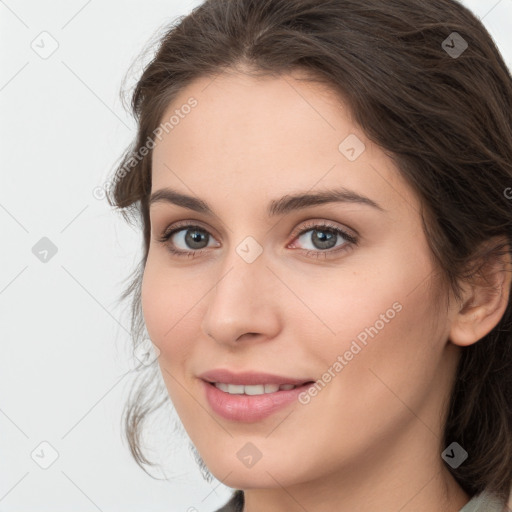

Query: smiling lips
[[199, 369, 315, 422]]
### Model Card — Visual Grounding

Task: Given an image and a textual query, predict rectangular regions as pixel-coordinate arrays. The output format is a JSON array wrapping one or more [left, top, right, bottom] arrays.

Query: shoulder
[[213, 490, 244, 512], [213, 489, 509, 512], [458, 491, 506, 512]]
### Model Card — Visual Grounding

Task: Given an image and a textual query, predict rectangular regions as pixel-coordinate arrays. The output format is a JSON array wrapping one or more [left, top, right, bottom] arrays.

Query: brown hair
[[107, 0, 512, 501]]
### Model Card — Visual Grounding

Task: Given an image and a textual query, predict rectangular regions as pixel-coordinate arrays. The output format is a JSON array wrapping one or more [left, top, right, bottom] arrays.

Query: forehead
[[150, 71, 419, 217]]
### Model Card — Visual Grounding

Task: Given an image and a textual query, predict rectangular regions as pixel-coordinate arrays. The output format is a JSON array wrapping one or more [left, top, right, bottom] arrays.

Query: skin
[[141, 69, 511, 512]]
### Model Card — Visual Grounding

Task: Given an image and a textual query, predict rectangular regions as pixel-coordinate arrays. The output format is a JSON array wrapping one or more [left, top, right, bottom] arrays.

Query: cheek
[[302, 242, 443, 400], [140, 257, 195, 363], [310, 269, 446, 439], [286, 267, 417, 356], [286, 225, 433, 347], [141, 259, 202, 417]]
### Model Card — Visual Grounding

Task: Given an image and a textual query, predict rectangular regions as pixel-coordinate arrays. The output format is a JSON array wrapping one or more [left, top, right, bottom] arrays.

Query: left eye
[[292, 224, 357, 252]]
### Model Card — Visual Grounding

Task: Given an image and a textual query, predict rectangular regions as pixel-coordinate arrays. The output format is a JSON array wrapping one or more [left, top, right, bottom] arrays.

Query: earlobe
[[449, 241, 511, 348]]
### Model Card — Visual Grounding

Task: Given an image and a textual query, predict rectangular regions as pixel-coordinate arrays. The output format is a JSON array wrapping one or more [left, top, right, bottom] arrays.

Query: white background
[[1, 1, 511, 511]]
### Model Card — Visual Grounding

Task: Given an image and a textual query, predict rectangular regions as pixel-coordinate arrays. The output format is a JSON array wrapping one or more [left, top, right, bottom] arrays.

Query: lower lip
[[202, 380, 314, 422]]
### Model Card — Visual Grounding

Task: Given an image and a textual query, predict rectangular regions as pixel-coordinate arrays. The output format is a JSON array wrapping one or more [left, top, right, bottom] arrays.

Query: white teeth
[[244, 385, 265, 395], [213, 383, 297, 395], [227, 384, 245, 394]]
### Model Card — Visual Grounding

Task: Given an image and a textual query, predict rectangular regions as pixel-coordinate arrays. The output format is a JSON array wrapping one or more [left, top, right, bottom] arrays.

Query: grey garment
[[458, 491, 506, 512], [215, 490, 507, 512]]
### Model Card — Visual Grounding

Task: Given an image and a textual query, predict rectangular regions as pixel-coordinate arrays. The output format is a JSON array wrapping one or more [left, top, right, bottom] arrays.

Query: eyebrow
[[149, 186, 385, 216]]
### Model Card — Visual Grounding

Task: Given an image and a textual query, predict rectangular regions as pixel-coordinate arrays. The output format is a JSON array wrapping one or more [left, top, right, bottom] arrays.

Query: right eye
[[158, 224, 220, 258]]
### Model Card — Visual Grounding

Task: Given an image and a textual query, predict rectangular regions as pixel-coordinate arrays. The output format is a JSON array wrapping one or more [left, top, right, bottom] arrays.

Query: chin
[[200, 449, 313, 490]]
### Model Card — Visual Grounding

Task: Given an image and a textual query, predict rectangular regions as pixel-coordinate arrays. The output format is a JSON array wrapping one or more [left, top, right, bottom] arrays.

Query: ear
[[449, 239, 512, 347]]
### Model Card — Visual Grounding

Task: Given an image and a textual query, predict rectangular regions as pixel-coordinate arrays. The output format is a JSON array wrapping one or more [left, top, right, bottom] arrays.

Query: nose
[[200, 246, 281, 347]]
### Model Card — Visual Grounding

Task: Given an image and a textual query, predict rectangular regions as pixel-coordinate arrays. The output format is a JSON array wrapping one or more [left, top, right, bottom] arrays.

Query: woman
[[107, 0, 512, 510]]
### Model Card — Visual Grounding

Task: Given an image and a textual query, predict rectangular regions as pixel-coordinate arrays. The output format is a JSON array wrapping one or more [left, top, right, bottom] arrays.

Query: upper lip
[[198, 369, 313, 386]]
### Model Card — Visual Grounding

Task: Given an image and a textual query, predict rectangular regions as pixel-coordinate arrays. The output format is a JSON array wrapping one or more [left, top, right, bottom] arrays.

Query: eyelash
[[157, 220, 358, 260]]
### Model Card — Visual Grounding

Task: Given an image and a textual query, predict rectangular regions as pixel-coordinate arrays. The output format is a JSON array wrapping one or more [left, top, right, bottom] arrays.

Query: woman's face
[[142, 70, 461, 489]]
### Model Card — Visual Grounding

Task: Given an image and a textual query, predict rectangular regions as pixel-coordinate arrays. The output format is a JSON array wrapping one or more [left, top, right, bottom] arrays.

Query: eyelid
[[158, 219, 220, 241], [289, 219, 358, 245]]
